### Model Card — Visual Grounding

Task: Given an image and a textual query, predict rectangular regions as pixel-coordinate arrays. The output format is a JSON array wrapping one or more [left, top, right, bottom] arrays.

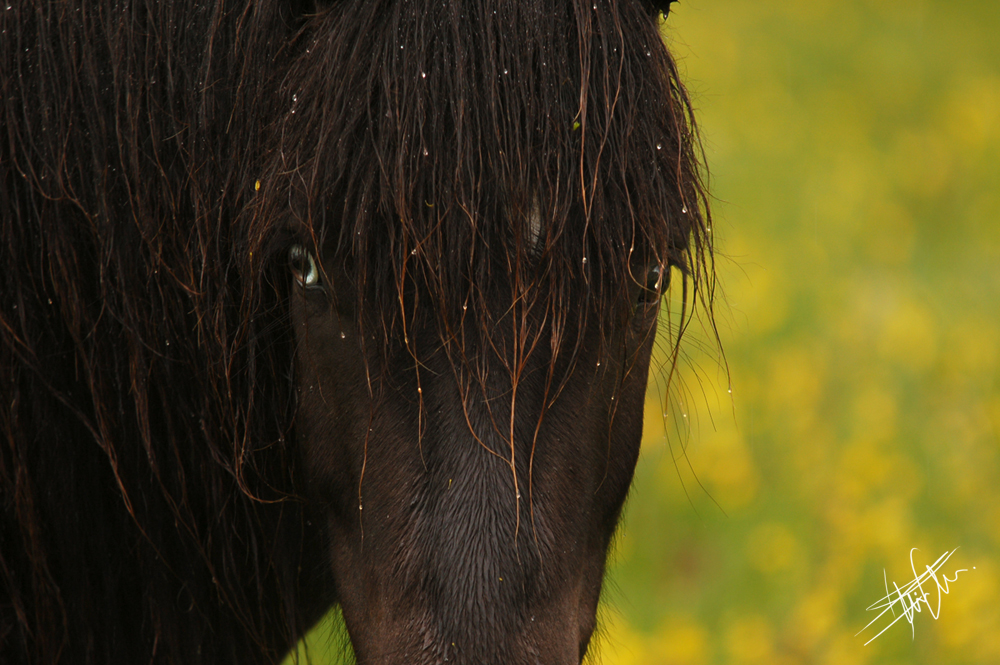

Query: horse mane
[[258, 0, 711, 387], [2, 2, 312, 662], [1, 0, 711, 663]]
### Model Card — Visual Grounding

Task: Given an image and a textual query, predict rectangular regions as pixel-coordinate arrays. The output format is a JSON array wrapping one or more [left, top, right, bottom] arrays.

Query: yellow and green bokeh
[[606, 1, 999, 663], [291, 1, 999, 663]]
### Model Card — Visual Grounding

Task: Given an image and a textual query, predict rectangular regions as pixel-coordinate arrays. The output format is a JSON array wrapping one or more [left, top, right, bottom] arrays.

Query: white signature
[[857, 547, 972, 645]]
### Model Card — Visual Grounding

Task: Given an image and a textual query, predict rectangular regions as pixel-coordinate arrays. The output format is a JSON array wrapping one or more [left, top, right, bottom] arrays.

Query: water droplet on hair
[[423, 147, 429, 156], [646, 49, 652, 57], [421, 71, 426, 79], [582, 257, 588, 265], [656, 143, 662, 150], [417, 387, 422, 393], [47, 298, 52, 305], [411, 248, 417, 255], [516, 492, 520, 499], [503, 69, 508, 75], [340, 332, 346, 339], [596, 361, 601, 367], [592, 3, 596, 9]]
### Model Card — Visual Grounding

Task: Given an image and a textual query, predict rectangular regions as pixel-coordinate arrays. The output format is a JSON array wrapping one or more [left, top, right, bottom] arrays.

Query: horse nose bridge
[[329, 369, 613, 665], [350, 609, 584, 665], [407, 351, 609, 549], [350, 530, 588, 665]]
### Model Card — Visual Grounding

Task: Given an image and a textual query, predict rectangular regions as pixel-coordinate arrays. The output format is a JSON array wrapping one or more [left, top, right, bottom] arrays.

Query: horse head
[[261, 2, 710, 662], [0, 1, 710, 663]]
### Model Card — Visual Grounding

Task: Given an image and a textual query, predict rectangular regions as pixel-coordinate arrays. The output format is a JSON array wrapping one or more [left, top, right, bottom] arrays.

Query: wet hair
[[1, 0, 710, 662], [255, 0, 710, 386]]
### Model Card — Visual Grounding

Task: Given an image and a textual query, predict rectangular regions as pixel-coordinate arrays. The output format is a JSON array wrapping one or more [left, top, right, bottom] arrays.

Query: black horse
[[0, 0, 711, 663]]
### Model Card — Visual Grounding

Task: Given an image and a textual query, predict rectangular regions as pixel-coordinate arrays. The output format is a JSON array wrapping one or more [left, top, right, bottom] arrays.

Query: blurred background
[[604, 1, 999, 664], [290, 1, 1000, 663]]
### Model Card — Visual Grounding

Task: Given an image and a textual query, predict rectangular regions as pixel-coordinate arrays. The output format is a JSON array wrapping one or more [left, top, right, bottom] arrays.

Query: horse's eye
[[636, 265, 668, 306], [289, 244, 320, 288]]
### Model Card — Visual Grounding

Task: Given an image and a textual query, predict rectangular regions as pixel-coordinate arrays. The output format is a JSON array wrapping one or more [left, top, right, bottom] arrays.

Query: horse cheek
[[290, 291, 368, 532]]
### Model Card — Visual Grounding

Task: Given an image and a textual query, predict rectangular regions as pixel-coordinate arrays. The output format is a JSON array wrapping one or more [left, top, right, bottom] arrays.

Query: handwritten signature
[[857, 547, 973, 645]]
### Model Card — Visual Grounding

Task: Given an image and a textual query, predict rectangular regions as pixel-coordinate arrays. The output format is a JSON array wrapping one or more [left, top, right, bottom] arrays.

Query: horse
[[0, 0, 712, 663]]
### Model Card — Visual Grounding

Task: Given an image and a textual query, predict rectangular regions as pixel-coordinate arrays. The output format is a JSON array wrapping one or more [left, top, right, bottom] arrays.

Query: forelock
[[257, 0, 711, 375]]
